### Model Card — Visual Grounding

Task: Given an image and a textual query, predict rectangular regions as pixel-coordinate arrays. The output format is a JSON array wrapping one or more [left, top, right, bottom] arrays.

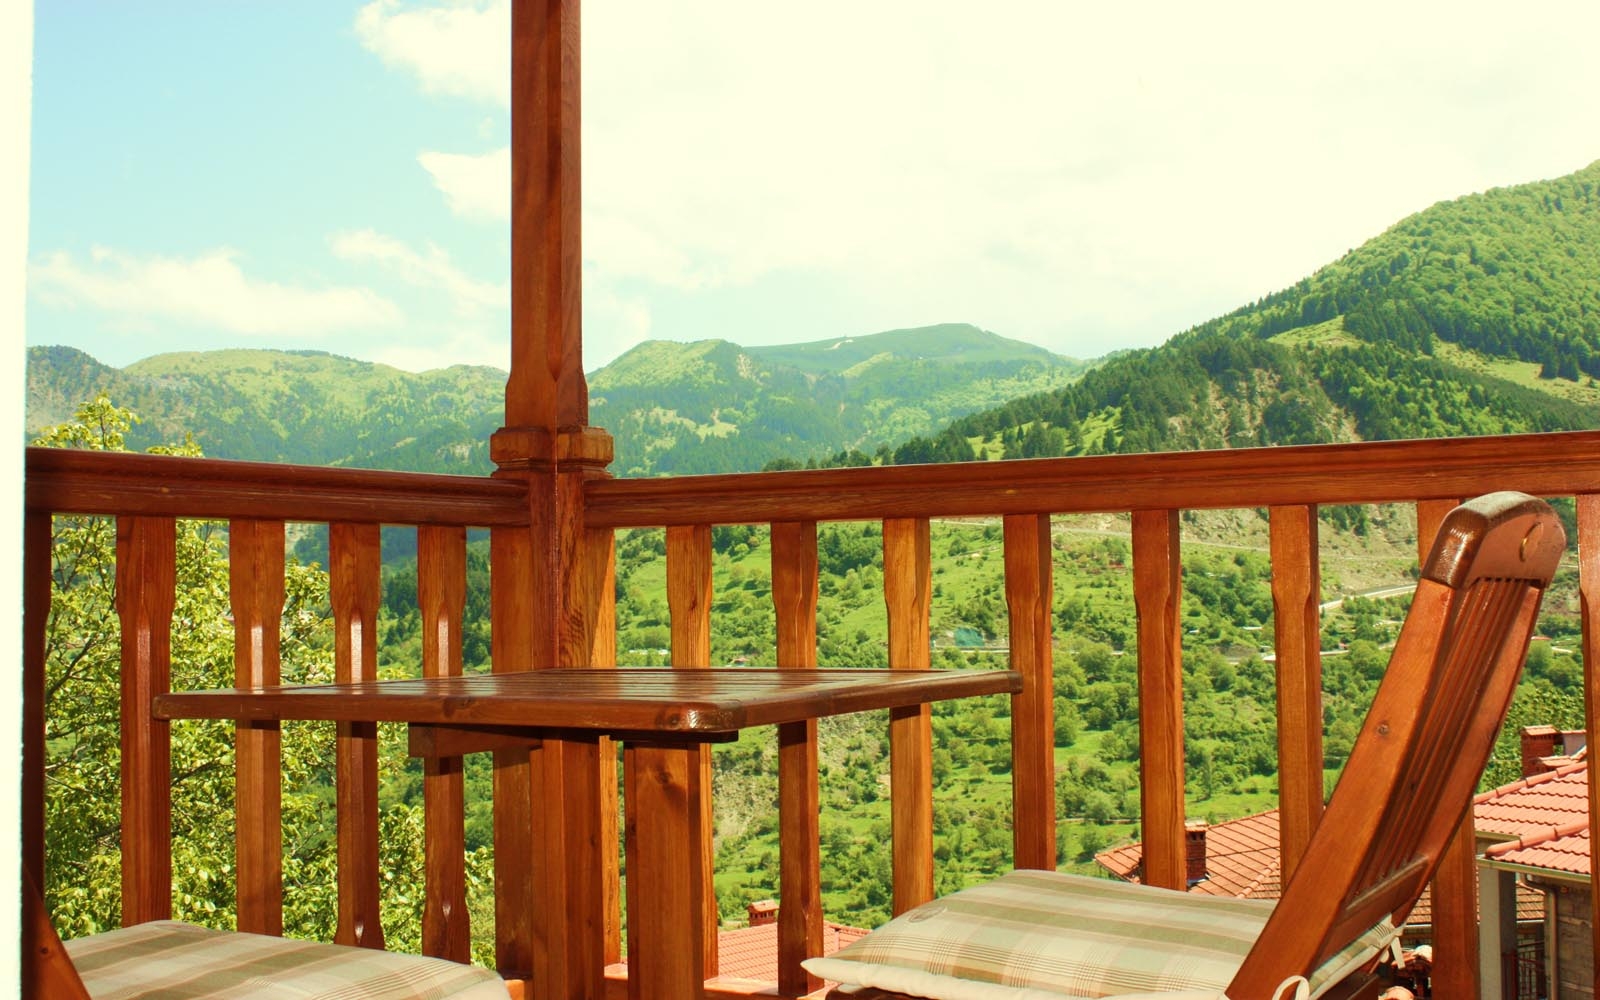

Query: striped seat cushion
[[803, 870, 1396, 1000], [65, 920, 510, 1000]]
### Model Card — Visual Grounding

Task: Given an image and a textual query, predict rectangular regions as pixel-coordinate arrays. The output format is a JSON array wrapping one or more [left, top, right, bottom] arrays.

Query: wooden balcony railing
[[23, 429, 1600, 1000]]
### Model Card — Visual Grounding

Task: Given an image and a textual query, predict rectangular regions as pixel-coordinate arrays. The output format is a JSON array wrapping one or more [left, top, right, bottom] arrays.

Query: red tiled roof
[[1473, 755, 1589, 845], [1097, 810, 1282, 899], [1406, 881, 1545, 927], [712, 920, 870, 984], [1486, 826, 1591, 879]]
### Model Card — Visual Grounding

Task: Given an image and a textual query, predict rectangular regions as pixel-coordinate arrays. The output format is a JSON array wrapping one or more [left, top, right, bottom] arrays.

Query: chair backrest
[[1229, 492, 1564, 998]]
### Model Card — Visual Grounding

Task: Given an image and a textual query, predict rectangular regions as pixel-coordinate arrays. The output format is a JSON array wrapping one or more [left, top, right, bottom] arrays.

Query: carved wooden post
[[1004, 514, 1056, 870], [1132, 508, 1184, 891], [230, 519, 285, 936], [884, 517, 934, 913], [491, 2, 613, 994], [1269, 504, 1322, 879], [117, 515, 176, 925], [1417, 497, 1478, 997], [330, 521, 383, 950], [772, 520, 822, 996]]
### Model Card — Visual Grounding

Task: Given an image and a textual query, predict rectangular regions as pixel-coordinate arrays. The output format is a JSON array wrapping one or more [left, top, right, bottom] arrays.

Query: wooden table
[[156, 667, 1022, 999]]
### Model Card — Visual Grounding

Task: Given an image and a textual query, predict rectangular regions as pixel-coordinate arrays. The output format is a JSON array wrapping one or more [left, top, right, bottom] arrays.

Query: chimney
[[747, 900, 778, 927], [1521, 725, 1562, 777], [1185, 821, 1209, 886]]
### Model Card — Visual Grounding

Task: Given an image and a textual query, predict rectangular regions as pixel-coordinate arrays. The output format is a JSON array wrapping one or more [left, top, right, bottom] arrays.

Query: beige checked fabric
[[65, 919, 510, 1000], [804, 869, 1396, 1000]]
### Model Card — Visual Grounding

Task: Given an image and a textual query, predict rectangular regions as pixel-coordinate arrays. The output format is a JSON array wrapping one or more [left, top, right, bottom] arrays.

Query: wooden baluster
[[1579, 493, 1600, 982], [490, 523, 536, 984], [1004, 514, 1056, 871], [1131, 509, 1184, 891], [1418, 498, 1478, 997], [884, 517, 934, 913], [116, 515, 176, 925], [1269, 505, 1323, 879], [594, 531, 623, 967], [23, 512, 51, 895], [665, 524, 717, 979], [230, 519, 285, 936], [419, 525, 469, 962], [772, 521, 822, 996], [330, 521, 384, 949]]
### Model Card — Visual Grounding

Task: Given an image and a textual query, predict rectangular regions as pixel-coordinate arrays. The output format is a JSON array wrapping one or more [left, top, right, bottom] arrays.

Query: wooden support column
[[666, 524, 717, 979], [23, 512, 51, 897], [419, 525, 469, 962], [230, 519, 285, 937], [1132, 509, 1184, 891], [884, 517, 934, 913], [330, 521, 383, 950], [594, 533, 623, 967], [772, 521, 822, 997], [116, 515, 176, 925], [1269, 504, 1323, 879], [1004, 514, 1056, 871], [1578, 492, 1600, 981], [1417, 497, 1478, 998]]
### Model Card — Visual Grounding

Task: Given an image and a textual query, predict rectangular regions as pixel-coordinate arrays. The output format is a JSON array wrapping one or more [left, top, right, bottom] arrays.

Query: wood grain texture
[[23, 512, 49, 894], [593, 533, 624, 966], [491, 524, 536, 978], [665, 523, 717, 976], [530, 737, 606, 1000], [1577, 492, 1600, 986], [1004, 514, 1056, 871], [24, 868, 91, 1000], [1414, 498, 1477, 999], [624, 744, 707, 1000], [1132, 508, 1185, 891], [116, 515, 176, 925], [884, 518, 934, 913], [584, 430, 1600, 528], [419, 525, 469, 962], [230, 519, 286, 936], [27, 446, 526, 525], [1269, 504, 1323, 880], [506, 0, 585, 429], [772, 521, 822, 997], [330, 521, 384, 950]]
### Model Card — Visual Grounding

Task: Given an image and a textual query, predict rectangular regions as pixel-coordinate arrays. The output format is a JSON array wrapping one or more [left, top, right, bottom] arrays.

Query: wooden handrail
[[584, 430, 1600, 527], [25, 447, 529, 526]]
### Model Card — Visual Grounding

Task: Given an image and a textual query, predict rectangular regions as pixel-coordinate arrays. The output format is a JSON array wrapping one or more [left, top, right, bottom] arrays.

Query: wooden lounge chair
[[806, 491, 1565, 1000]]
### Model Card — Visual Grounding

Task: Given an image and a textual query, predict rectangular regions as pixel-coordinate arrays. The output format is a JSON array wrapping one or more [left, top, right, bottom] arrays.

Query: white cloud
[[370, 329, 508, 373], [29, 247, 401, 335], [355, 0, 508, 106], [331, 228, 506, 313], [418, 148, 508, 222]]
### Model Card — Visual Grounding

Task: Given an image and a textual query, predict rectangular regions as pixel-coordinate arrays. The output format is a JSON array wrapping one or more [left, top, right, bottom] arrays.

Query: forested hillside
[[589, 323, 1089, 474]]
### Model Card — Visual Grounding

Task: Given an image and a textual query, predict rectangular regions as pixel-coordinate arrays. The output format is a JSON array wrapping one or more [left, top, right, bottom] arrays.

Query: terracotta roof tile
[[1096, 810, 1283, 899], [712, 919, 870, 984], [1473, 758, 1589, 850]]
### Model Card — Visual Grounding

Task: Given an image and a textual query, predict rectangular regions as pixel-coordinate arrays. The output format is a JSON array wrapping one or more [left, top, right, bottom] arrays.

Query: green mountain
[[26, 345, 505, 473], [589, 323, 1090, 475], [939, 161, 1600, 461], [28, 324, 1089, 477]]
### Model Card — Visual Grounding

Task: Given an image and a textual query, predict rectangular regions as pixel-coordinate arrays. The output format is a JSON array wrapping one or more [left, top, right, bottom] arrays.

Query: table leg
[[531, 735, 607, 1000], [624, 742, 707, 1000]]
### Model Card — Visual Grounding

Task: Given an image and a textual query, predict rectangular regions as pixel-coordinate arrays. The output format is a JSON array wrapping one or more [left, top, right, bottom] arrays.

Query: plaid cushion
[[65, 920, 509, 1000], [803, 870, 1396, 1000]]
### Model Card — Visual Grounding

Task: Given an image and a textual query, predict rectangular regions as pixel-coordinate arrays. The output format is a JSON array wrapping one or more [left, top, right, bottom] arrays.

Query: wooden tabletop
[[154, 667, 1022, 736]]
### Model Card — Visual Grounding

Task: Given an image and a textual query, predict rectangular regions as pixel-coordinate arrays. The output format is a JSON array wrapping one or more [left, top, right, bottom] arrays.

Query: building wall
[[1541, 880, 1593, 1000]]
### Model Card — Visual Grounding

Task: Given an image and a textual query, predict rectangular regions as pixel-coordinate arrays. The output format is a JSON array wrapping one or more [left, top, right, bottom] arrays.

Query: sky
[[23, 0, 1600, 375]]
